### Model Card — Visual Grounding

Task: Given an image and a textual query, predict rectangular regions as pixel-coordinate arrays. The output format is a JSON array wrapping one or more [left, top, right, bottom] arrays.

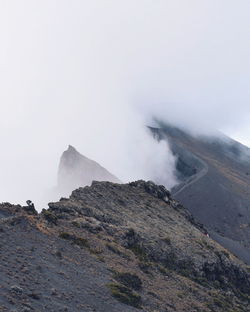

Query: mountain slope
[[0, 181, 249, 311], [150, 124, 250, 264]]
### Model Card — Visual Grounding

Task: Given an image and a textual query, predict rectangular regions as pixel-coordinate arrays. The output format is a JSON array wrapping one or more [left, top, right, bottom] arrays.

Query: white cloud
[[0, 0, 249, 206]]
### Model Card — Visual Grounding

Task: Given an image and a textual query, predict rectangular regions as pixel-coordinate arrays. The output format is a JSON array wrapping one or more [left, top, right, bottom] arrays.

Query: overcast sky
[[0, 0, 250, 206]]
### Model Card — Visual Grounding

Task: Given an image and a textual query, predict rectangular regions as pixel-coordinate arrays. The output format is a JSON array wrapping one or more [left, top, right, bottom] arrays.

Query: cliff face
[[0, 181, 249, 312], [150, 124, 250, 265], [57, 145, 120, 196]]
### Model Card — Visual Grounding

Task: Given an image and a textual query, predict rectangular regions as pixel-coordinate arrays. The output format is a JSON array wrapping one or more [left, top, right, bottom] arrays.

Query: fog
[[0, 1, 250, 207]]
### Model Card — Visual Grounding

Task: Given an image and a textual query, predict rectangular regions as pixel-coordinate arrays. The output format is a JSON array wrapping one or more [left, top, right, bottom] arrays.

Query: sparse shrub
[[177, 292, 184, 299], [106, 243, 122, 255], [194, 276, 209, 287], [73, 237, 89, 248], [59, 232, 89, 248], [138, 261, 153, 274], [89, 247, 103, 255], [158, 265, 167, 274], [147, 291, 160, 299], [212, 295, 232, 309], [107, 283, 142, 308], [213, 280, 221, 289], [42, 209, 58, 225], [113, 271, 142, 290], [157, 264, 171, 275], [124, 228, 148, 261], [179, 268, 193, 278], [96, 255, 105, 262], [128, 244, 148, 262], [106, 243, 131, 259], [196, 239, 214, 251], [177, 259, 194, 278]]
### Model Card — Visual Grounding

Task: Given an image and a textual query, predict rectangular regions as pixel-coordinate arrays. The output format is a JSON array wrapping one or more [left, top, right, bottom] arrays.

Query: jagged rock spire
[[57, 145, 120, 196]]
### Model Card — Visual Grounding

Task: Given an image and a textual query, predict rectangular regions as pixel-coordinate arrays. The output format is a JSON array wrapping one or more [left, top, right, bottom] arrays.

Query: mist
[[0, 1, 250, 207]]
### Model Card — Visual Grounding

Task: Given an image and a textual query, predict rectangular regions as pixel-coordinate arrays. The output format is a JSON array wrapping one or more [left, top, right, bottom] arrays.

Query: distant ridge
[[57, 145, 120, 196]]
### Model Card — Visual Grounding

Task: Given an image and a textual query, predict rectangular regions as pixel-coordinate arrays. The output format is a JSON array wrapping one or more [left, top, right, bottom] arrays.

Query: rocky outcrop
[[57, 145, 120, 196], [0, 181, 249, 311]]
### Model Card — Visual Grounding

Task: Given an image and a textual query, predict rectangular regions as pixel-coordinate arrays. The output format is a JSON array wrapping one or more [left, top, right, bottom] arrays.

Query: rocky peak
[[57, 145, 120, 197], [67, 144, 77, 152]]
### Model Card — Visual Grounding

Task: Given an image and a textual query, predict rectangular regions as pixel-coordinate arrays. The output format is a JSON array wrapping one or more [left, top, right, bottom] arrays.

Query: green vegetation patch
[[73, 237, 90, 248], [206, 293, 237, 312], [59, 232, 89, 248], [42, 209, 58, 225], [113, 271, 142, 290], [197, 239, 214, 251], [106, 243, 130, 259], [107, 283, 142, 309], [128, 244, 148, 262], [138, 261, 153, 274], [157, 264, 172, 275]]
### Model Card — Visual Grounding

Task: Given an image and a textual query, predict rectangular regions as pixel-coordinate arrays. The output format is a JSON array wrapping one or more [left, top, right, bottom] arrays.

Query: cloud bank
[[0, 0, 250, 206]]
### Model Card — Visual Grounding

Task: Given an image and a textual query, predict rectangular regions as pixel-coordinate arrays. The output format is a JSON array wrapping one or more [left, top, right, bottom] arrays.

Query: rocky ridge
[[0, 181, 250, 311]]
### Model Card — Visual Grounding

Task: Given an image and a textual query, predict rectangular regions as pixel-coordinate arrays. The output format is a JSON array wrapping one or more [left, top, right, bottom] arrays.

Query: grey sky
[[0, 1, 250, 206]]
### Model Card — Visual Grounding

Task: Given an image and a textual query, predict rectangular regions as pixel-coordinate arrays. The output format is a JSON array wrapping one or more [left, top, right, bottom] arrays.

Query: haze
[[0, 1, 250, 207]]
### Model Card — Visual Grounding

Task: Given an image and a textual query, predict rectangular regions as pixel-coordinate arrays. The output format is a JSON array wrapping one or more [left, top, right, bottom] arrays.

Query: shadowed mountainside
[[0, 180, 250, 311], [149, 124, 250, 265]]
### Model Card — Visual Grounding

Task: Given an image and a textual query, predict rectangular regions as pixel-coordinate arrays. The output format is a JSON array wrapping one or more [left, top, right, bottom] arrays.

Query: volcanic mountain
[[57, 145, 120, 196], [150, 124, 250, 264], [0, 180, 250, 311]]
